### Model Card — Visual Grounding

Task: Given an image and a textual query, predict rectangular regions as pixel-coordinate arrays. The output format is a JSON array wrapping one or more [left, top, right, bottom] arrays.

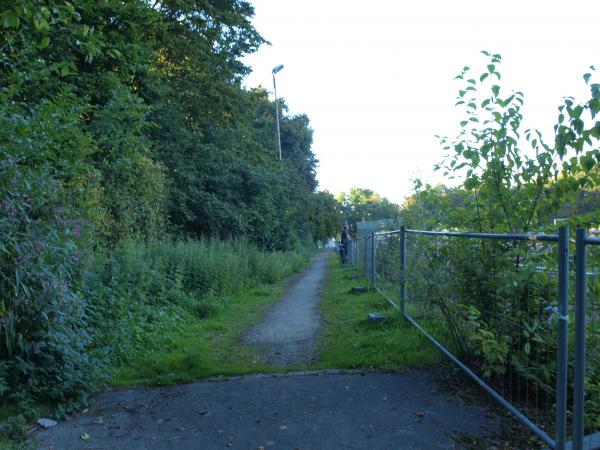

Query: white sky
[[242, 0, 600, 205]]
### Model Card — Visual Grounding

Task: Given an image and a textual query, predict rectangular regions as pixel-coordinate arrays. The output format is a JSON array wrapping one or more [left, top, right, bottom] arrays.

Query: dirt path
[[244, 251, 329, 366]]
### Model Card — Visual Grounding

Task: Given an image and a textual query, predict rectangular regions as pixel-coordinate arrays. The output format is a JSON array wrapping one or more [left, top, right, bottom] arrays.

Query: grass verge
[[315, 252, 443, 370], [111, 277, 301, 386], [113, 250, 445, 386]]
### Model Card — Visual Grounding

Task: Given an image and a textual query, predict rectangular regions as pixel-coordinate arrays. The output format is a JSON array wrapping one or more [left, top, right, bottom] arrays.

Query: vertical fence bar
[[371, 233, 376, 288], [573, 228, 587, 450], [364, 237, 368, 277], [400, 226, 406, 316], [556, 226, 569, 450]]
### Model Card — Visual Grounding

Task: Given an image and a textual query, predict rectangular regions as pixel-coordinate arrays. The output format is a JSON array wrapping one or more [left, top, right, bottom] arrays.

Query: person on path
[[340, 224, 350, 264]]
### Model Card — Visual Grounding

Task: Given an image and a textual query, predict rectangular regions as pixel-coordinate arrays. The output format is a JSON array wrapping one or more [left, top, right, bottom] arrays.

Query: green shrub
[[0, 156, 101, 407], [84, 237, 310, 368]]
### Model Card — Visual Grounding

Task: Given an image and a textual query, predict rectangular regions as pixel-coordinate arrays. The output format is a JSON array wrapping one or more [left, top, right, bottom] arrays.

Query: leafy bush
[[84, 238, 310, 368], [398, 53, 600, 431], [0, 98, 101, 407]]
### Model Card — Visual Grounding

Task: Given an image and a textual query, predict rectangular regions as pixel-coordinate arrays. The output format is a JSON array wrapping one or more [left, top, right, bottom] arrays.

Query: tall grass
[[86, 237, 310, 367]]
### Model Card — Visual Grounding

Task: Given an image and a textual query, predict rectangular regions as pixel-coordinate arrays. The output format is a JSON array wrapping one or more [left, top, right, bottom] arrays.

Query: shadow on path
[[36, 371, 497, 449]]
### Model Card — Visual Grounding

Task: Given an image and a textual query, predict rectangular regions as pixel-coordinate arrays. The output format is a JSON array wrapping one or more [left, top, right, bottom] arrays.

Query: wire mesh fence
[[371, 229, 567, 447], [347, 227, 600, 450], [349, 227, 600, 449], [577, 235, 600, 450]]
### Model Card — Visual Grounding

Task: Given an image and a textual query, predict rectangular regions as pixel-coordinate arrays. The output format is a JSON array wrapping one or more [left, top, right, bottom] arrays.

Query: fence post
[[556, 226, 569, 450], [364, 238, 368, 277], [573, 228, 587, 450], [349, 240, 353, 266], [371, 233, 376, 289], [400, 226, 406, 316]]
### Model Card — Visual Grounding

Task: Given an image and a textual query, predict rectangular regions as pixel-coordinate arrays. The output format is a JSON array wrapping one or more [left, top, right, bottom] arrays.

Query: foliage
[[0, 0, 328, 415], [0, 99, 101, 407], [309, 190, 341, 243], [397, 52, 600, 432], [112, 282, 298, 386], [402, 182, 469, 230], [86, 238, 310, 372], [435, 52, 600, 232], [337, 188, 401, 236]]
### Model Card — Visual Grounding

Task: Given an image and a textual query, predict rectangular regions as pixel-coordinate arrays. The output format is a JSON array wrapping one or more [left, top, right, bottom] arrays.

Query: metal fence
[[575, 230, 600, 450], [349, 226, 600, 450]]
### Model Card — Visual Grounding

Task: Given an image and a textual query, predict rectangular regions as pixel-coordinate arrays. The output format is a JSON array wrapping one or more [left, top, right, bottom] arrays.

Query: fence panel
[[352, 227, 573, 449], [577, 235, 600, 450], [405, 231, 564, 447], [373, 231, 403, 310]]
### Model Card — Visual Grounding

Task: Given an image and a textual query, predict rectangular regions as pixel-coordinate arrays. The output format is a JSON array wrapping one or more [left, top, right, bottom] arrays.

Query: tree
[[337, 188, 401, 235], [309, 191, 342, 243]]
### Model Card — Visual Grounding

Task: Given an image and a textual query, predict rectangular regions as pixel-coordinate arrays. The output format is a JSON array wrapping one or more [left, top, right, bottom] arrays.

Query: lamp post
[[272, 64, 284, 160]]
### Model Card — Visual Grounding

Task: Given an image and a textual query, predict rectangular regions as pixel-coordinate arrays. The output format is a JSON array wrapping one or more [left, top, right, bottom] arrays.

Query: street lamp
[[272, 64, 284, 160]]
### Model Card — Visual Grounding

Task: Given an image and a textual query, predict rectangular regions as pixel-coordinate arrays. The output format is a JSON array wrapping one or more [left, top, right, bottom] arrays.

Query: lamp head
[[272, 64, 284, 74]]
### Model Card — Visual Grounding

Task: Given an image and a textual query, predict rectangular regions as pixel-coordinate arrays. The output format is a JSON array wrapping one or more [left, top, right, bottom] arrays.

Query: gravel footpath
[[244, 251, 329, 366]]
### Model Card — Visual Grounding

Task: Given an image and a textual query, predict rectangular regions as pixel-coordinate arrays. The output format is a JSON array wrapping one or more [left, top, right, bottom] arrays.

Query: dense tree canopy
[[0, 0, 342, 411], [0, 0, 330, 249]]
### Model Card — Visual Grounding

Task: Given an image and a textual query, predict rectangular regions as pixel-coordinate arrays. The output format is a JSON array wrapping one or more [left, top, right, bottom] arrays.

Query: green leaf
[[82, 24, 89, 37], [464, 176, 480, 190], [581, 154, 595, 172], [524, 342, 531, 355], [480, 73, 489, 82], [584, 73, 592, 84], [492, 85, 500, 97], [571, 105, 584, 120], [38, 36, 50, 49], [2, 10, 20, 29], [590, 100, 600, 119], [487, 64, 496, 73]]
